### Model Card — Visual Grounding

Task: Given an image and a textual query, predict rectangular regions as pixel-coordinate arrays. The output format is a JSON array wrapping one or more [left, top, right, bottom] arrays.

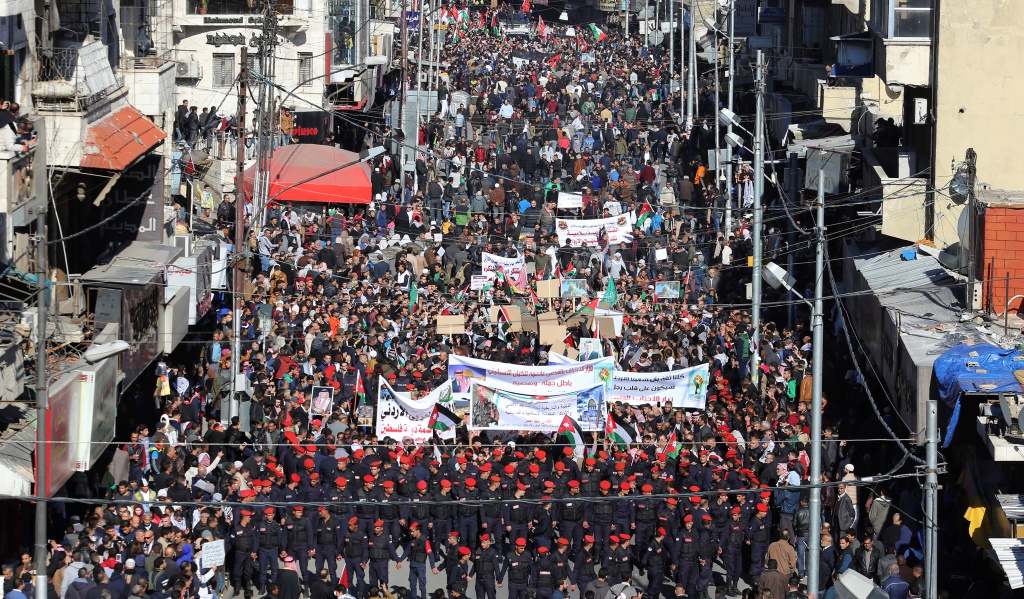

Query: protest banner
[[557, 191, 584, 209], [555, 215, 632, 247], [436, 314, 466, 335], [481, 252, 528, 293], [203, 540, 226, 567], [376, 379, 455, 443], [470, 275, 490, 290], [546, 357, 710, 410], [469, 381, 606, 431], [449, 354, 614, 430]]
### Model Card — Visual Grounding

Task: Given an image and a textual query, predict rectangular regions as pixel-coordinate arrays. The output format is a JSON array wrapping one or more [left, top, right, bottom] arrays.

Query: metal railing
[[33, 47, 124, 112]]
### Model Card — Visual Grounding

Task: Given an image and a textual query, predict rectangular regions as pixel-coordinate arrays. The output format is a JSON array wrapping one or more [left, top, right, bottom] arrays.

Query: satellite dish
[[999, 393, 1015, 429], [956, 204, 970, 248], [649, 31, 664, 44]]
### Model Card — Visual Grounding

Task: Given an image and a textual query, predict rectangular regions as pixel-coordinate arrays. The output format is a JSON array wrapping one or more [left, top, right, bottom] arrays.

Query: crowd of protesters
[[18, 14, 934, 599]]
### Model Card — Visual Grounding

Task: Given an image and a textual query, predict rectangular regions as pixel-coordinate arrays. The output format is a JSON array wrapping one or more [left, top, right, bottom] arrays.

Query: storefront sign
[[207, 32, 246, 46]]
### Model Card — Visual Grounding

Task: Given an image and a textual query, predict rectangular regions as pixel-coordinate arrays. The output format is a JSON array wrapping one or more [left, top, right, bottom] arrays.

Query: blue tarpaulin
[[934, 343, 1024, 447]]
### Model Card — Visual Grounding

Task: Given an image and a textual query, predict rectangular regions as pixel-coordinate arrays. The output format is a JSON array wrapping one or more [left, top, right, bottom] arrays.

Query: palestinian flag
[[563, 330, 576, 349], [490, 12, 501, 36], [409, 281, 418, 313], [496, 305, 513, 341], [454, 284, 470, 302], [478, 9, 486, 28], [536, 15, 546, 36], [354, 370, 366, 408], [440, 6, 452, 26], [606, 412, 637, 448], [666, 428, 680, 459], [458, 8, 470, 28], [602, 277, 618, 306], [545, 52, 561, 67], [557, 415, 584, 452], [636, 201, 654, 230], [429, 403, 459, 440], [589, 24, 607, 42]]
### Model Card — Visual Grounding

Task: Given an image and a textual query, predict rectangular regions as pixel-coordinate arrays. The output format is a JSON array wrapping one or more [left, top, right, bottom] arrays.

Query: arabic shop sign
[[202, 15, 265, 25], [207, 33, 246, 46]]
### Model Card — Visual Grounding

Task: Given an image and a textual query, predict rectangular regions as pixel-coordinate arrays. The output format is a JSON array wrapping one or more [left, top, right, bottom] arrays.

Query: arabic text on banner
[[547, 355, 710, 410], [469, 381, 606, 431], [555, 215, 632, 247], [481, 252, 528, 293], [375, 379, 454, 442], [448, 354, 614, 431]]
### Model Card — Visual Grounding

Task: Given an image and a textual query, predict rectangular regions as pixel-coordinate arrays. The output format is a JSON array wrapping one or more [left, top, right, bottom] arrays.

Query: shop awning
[[242, 144, 373, 204], [81, 106, 167, 170]]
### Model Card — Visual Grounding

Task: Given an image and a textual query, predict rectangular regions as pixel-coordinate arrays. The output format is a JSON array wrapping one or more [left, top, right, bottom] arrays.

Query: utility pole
[[33, 181, 48, 599], [399, 0, 408, 152], [924, 400, 939, 599], [786, 151, 799, 329], [750, 49, 764, 381], [724, 0, 735, 233], [686, 5, 695, 129], [806, 168, 825, 599], [668, 0, 674, 85], [965, 148, 977, 312], [230, 46, 248, 426], [414, 0, 425, 139]]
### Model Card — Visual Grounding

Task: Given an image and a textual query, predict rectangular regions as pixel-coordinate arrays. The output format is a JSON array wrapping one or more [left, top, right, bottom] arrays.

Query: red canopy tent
[[242, 144, 373, 204]]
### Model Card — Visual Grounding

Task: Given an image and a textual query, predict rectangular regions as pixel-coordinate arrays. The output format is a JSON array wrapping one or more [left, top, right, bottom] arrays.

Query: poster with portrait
[[547, 355, 710, 409], [310, 386, 335, 417], [654, 281, 681, 300], [578, 338, 604, 361], [469, 381, 606, 431]]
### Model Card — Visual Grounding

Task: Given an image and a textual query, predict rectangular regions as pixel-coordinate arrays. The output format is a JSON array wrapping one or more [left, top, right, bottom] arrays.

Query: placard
[[578, 338, 604, 360], [490, 305, 522, 329], [310, 386, 335, 417], [537, 279, 560, 298], [597, 317, 618, 339], [557, 191, 584, 209], [539, 323, 566, 345], [436, 314, 466, 335], [376, 379, 455, 443], [470, 275, 490, 291], [654, 281, 681, 300], [561, 279, 589, 298], [555, 215, 633, 247], [203, 540, 226, 567], [521, 314, 539, 334], [482, 252, 528, 293], [654, 248, 669, 261]]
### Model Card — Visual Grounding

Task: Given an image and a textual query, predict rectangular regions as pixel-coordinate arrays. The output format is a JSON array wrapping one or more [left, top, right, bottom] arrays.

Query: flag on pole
[[601, 277, 618, 306], [428, 403, 459, 439], [478, 9, 486, 28], [409, 281, 418, 313], [458, 7, 470, 28], [605, 412, 637, 448], [563, 330, 576, 349], [589, 23, 607, 42], [339, 560, 349, 589], [521, 0, 530, 12], [636, 200, 654, 230], [665, 428, 680, 459], [537, 15, 546, 36], [496, 305, 513, 341], [354, 370, 366, 408], [581, 298, 600, 312], [592, 316, 600, 339], [545, 53, 561, 68], [557, 415, 585, 452]]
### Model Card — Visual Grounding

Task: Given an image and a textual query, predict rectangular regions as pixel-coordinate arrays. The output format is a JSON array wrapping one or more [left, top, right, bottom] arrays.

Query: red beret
[[563, 447, 574, 456], [241, 510, 254, 517], [568, 480, 580, 488], [458, 547, 471, 556], [409, 522, 420, 530], [517, 482, 529, 490], [303, 459, 314, 469], [349, 517, 359, 524], [619, 482, 630, 490], [585, 458, 597, 466], [465, 478, 477, 487], [480, 534, 490, 542], [609, 535, 620, 543], [554, 463, 565, 471], [417, 480, 428, 490], [683, 515, 694, 522], [536, 546, 548, 554], [702, 514, 713, 521], [535, 450, 546, 459], [641, 484, 653, 493], [382, 481, 394, 489], [441, 480, 452, 488], [309, 473, 320, 480], [600, 480, 612, 490], [731, 507, 742, 514], [529, 465, 540, 473], [515, 538, 527, 547], [363, 475, 375, 483], [264, 507, 275, 515], [557, 538, 569, 546], [657, 527, 666, 536], [619, 534, 631, 541], [374, 520, 385, 527], [336, 477, 348, 486], [756, 503, 769, 512], [240, 489, 255, 498]]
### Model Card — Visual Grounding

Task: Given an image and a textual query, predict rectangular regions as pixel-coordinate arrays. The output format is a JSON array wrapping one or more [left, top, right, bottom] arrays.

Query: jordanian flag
[[354, 370, 366, 407], [429, 403, 459, 440], [589, 24, 607, 42], [665, 428, 680, 459], [557, 415, 584, 451], [606, 412, 637, 448], [636, 201, 653, 229]]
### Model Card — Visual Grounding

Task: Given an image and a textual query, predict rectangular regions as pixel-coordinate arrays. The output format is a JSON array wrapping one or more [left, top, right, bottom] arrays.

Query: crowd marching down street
[[32, 10, 927, 599]]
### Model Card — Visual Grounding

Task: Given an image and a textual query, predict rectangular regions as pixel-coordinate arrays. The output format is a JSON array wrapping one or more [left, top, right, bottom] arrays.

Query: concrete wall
[[933, 0, 1024, 248], [982, 203, 1024, 315]]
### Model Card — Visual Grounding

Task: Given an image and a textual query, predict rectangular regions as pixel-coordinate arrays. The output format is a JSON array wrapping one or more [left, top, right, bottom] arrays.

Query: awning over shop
[[242, 144, 373, 204], [81, 106, 167, 170]]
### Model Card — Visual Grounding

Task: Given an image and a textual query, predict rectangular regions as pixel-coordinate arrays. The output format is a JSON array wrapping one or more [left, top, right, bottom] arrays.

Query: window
[[871, 0, 931, 39], [247, 53, 259, 75], [213, 53, 236, 87], [298, 52, 313, 86]]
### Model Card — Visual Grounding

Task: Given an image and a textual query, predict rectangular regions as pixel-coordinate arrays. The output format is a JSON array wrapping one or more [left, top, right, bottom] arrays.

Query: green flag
[[409, 281, 418, 313], [602, 277, 618, 306]]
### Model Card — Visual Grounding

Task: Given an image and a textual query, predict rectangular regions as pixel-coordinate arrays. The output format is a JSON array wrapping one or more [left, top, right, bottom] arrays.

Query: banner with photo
[[469, 381, 606, 431], [376, 379, 455, 442], [547, 356, 710, 410], [555, 215, 632, 247], [449, 354, 613, 431], [481, 252, 528, 293]]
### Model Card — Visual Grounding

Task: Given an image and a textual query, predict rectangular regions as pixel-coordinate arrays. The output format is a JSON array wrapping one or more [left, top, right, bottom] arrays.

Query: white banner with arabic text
[[481, 252, 528, 293], [376, 379, 454, 442], [555, 215, 633, 247]]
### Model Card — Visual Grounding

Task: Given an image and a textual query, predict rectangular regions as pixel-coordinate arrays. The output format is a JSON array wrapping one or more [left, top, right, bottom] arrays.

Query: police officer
[[499, 538, 533, 599], [695, 514, 715, 599], [641, 527, 669, 599], [557, 481, 588, 558], [571, 534, 599, 596], [354, 475, 379, 533], [256, 507, 283, 592], [376, 480, 406, 541], [441, 546, 471, 599], [534, 546, 557, 599], [342, 516, 368, 597], [457, 478, 481, 549], [552, 538, 573, 589], [504, 482, 531, 545], [613, 534, 633, 585], [677, 515, 700, 595], [746, 503, 771, 581], [591, 481, 616, 555], [432, 479, 457, 547], [479, 477, 505, 553], [230, 509, 260, 599], [470, 534, 501, 599], [282, 506, 314, 588], [399, 522, 436, 599], [719, 507, 745, 597], [408, 480, 433, 532], [314, 506, 344, 584], [368, 519, 402, 589], [633, 485, 659, 561]]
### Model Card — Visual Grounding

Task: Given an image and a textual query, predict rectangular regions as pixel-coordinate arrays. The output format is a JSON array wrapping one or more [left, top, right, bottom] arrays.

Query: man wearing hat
[[533, 545, 558, 599], [399, 522, 435, 599], [470, 534, 501, 599], [719, 507, 746, 597], [314, 506, 344, 584], [432, 479, 457, 547], [676, 515, 700, 596], [456, 478, 482, 550], [229, 509, 260, 599], [499, 538, 533, 599], [281, 505, 314, 588], [366, 520, 401, 589], [503, 482, 531, 548], [353, 475, 379, 533], [556, 481, 587, 558], [641, 527, 670, 599], [479, 475, 505, 552], [747, 503, 772, 581], [374, 480, 406, 541], [439, 545, 472, 599], [256, 507, 284, 592], [571, 535, 599, 595], [341, 517, 368, 597], [408, 480, 433, 533], [591, 481, 615, 555]]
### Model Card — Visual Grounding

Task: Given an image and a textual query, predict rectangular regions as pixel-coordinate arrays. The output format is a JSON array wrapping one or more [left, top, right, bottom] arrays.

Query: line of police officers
[[222, 447, 780, 599]]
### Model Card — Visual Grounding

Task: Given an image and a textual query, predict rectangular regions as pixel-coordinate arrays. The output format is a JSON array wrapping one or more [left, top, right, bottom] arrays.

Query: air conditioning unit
[[173, 234, 193, 255], [175, 61, 202, 79]]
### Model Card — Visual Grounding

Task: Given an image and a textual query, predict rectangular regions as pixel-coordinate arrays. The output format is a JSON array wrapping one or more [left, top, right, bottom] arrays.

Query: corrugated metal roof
[[81, 106, 166, 171], [854, 249, 955, 291], [989, 538, 1024, 589]]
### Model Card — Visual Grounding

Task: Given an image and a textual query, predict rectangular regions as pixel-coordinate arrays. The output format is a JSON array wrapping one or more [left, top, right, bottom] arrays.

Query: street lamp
[[761, 171, 825, 597], [36, 340, 130, 599]]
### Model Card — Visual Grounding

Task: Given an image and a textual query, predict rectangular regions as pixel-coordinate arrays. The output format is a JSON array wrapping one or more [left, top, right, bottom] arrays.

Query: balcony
[[119, 56, 177, 117], [863, 144, 929, 243], [33, 43, 124, 113]]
